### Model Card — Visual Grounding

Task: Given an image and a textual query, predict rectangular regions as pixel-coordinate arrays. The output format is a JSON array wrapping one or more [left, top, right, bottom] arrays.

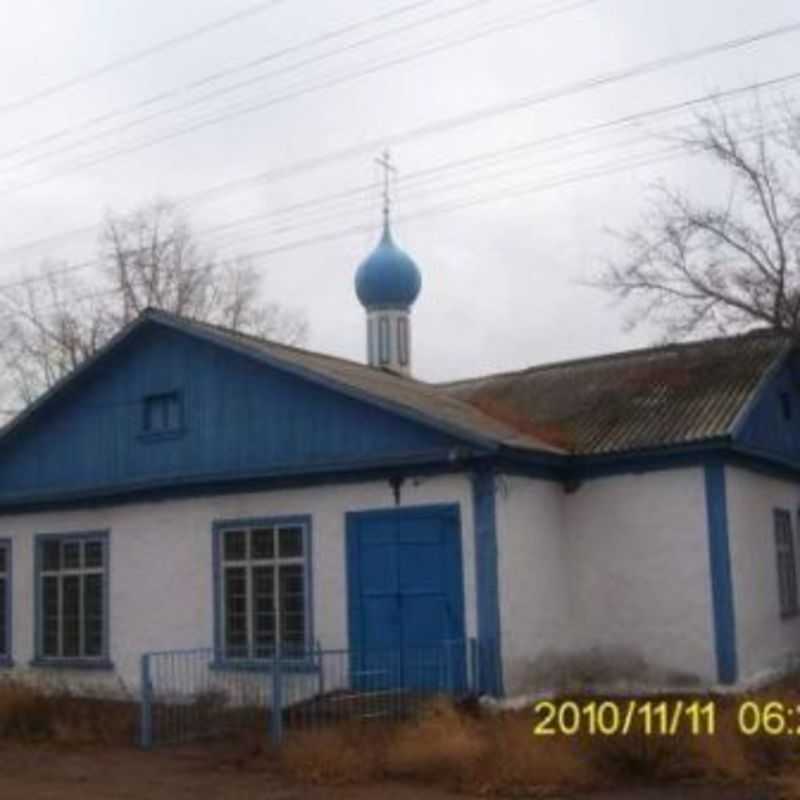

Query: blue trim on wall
[[0, 538, 11, 667], [471, 469, 503, 696], [31, 530, 111, 670], [0, 451, 484, 514], [703, 464, 738, 685], [212, 514, 314, 666]]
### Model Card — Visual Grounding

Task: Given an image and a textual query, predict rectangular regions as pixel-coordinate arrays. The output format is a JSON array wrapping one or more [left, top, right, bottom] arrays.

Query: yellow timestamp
[[736, 701, 800, 736], [532, 699, 800, 738], [532, 700, 717, 737]]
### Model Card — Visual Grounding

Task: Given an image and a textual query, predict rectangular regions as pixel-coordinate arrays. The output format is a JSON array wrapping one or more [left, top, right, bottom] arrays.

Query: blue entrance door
[[346, 504, 466, 693]]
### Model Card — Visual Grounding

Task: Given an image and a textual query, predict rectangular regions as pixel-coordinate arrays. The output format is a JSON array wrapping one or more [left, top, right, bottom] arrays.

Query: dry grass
[[10, 675, 800, 796], [278, 683, 800, 796], [0, 679, 136, 745], [280, 699, 600, 793], [282, 721, 390, 784]]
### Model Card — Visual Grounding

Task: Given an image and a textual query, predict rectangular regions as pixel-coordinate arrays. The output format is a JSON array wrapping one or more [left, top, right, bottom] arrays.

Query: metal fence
[[139, 639, 490, 748]]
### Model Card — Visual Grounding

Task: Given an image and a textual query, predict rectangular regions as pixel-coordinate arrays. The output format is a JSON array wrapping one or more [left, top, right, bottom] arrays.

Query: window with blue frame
[[36, 533, 108, 662], [0, 541, 9, 662], [217, 520, 310, 660], [774, 509, 798, 618], [142, 392, 183, 436]]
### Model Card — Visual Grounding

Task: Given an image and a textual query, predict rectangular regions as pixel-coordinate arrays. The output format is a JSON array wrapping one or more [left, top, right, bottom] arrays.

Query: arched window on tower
[[367, 318, 376, 364], [379, 317, 390, 365], [397, 317, 409, 366]]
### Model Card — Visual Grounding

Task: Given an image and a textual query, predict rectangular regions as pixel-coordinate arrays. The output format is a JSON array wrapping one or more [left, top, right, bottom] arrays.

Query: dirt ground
[[0, 742, 774, 800]]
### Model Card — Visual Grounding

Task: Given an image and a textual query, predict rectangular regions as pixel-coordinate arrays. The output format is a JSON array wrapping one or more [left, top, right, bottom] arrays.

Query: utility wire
[[0, 0, 597, 185], [0, 104, 793, 306], [0, 1, 288, 115], [1, 67, 799, 270], [0, 139, 716, 331], [0, 0, 462, 162], [64, 16, 800, 210]]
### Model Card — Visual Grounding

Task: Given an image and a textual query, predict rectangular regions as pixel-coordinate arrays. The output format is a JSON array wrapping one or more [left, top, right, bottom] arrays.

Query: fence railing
[[139, 639, 491, 748]]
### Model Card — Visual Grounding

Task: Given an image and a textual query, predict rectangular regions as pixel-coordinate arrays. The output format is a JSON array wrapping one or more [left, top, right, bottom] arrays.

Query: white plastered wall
[[563, 468, 716, 685], [0, 473, 477, 693], [494, 475, 570, 694], [725, 466, 800, 682]]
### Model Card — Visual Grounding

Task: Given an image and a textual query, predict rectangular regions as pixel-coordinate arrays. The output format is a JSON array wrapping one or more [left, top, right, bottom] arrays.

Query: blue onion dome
[[355, 222, 422, 309]]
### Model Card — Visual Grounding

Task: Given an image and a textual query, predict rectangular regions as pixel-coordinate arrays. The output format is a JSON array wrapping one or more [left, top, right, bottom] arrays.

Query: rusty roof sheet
[[439, 331, 791, 456]]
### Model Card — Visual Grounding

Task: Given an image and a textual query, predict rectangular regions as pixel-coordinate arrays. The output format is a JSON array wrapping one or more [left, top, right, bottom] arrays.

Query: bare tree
[[0, 200, 307, 406], [597, 99, 800, 340]]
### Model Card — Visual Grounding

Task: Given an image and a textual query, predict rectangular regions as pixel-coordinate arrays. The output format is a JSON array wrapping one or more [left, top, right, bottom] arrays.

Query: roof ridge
[[438, 327, 789, 389], [143, 308, 560, 453], [144, 307, 431, 386]]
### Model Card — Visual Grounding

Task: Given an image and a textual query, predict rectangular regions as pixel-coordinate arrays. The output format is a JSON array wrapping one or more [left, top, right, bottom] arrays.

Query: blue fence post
[[140, 653, 153, 749], [316, 641, 325, 698], [270, 645, 284, 746]]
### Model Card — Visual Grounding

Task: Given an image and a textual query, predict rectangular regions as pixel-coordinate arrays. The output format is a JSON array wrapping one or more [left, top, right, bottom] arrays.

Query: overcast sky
[[0, 0, 797, 383]]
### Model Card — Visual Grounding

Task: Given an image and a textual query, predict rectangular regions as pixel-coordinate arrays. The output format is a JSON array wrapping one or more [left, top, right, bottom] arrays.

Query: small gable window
[[142, 392, 183, 437], [774, 509, 798, 618]]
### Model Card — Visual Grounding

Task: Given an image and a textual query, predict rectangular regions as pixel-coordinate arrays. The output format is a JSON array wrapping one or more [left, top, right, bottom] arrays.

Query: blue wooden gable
[[736, 351, 800, 462], [0, 320, 470, 505]]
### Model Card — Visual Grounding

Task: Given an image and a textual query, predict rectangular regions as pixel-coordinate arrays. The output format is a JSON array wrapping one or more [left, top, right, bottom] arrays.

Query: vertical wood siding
[[0, 326, 459, 500]]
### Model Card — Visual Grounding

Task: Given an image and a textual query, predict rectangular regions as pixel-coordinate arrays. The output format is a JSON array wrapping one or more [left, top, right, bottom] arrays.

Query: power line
[[0, 138, 711, 330], [0, 0, 456, 163], [0, 1, 288, 115], [58, 16, 800, 211], [1, 114, 793, 335], [0, 94, 794, 304], [2, 66, 799, 268], [0, 0, 598, 185]]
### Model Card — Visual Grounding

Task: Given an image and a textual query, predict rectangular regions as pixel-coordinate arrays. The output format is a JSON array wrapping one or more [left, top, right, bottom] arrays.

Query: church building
[[0, 205, 798, 697]]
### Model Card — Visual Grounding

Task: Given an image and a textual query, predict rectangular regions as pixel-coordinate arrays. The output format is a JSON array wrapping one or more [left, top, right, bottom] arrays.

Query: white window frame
[[36, 532, 109, 663], [216, 518, 311, 661]]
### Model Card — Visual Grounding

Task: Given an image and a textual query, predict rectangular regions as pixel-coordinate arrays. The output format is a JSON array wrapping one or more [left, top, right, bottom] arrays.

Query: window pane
[[279, 527, 303, 558], [224, 567, 248, 658], [83, 574, 104, 657], [251, 528, 274, 560], [42, 576, 59, 656], [223, 530, 247, 562], [252, 566, 275, 658], [775, 510, 798, 616], [0, 547, 6, 574], [42, 541, 60, 571], [62, 576, 81, 658], [63, 542, 81, 569], [84, 541, 103, 569], [279, 565, 305, 653]]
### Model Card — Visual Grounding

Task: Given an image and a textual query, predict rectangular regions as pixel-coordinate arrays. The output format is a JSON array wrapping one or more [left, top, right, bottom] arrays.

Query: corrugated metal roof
[[440, 331, 791, 455], [154, 311, 560, 454]]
